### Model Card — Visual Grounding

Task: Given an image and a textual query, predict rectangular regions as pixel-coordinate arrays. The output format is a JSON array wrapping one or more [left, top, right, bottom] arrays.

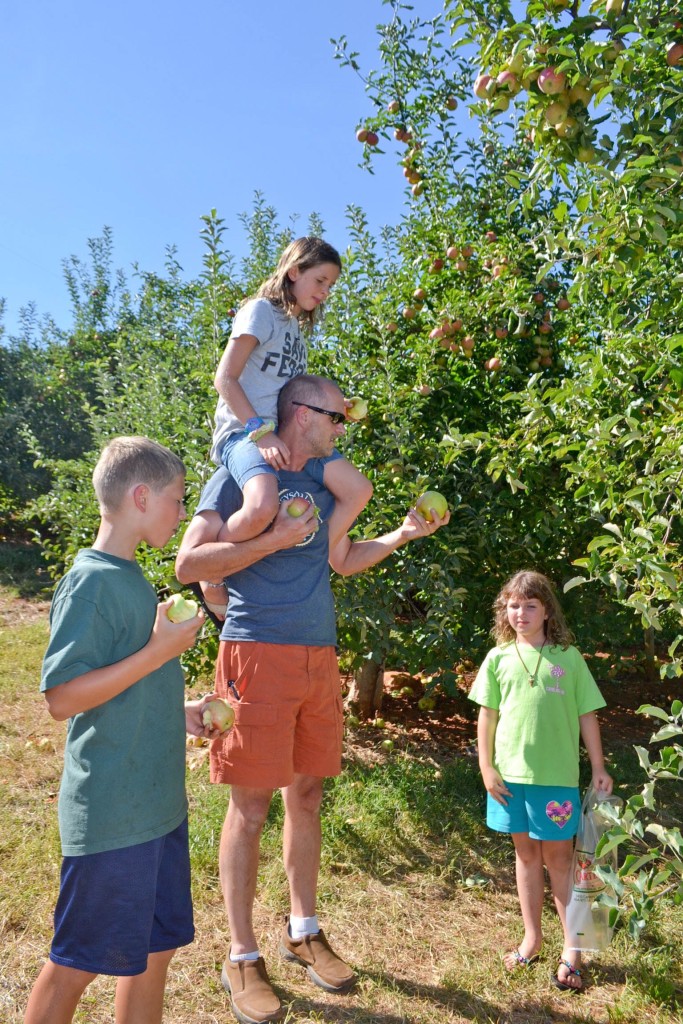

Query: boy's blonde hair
[[92, 436, 185, 513], [492, 570, 575, 649], [256, 236, 342, 326]]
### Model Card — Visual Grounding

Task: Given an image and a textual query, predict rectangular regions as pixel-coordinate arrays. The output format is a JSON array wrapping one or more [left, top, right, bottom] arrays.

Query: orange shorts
[[209, 641, 344, 789]]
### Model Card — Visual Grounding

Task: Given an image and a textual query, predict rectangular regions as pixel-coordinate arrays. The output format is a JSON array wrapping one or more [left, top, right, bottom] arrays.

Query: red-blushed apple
[[167, 594, 199, 623], [387, 99, 400, 114], [429, 258, 444, 273], [462, 243, 474, 258], [202, 698, 235, 734], [495, 326, 508, 339], [446, 245, 459, 259], [461, 335, 475, 351], [366, 131, 379, 146], [667, 42, 683, 67], [497, 70, 520, 95], [415, 490, 448, 522], [416, 384, 432, 396], [402, 306, 416, 320], [451, 318, 464, 332], [474, 73, 492, 99], [287, 497, 312, 518], [412, 182, 424, 196], [346, 396, 368, 421], [538, 322, 553, 335], [445, 95, 458, 110], [356, 128, 368, 143], [485, 357, 502, 371], [538, 67, 567, 95], [413, 287, 427, 301], [540, 355, 553, 367], [556, 297, 571, 310], [384, 321, 398, 333], [456, 259, 468, 272], [484, 230, 497, 242], [532, 291, 545, 304]]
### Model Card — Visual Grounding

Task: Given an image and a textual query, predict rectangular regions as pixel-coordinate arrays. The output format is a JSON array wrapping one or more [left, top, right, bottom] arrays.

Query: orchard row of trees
[[1, 0, 681, 931]]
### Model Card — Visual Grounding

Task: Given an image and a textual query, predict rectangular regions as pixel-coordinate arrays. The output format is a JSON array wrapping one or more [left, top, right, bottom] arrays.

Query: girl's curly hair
[[492, 570, 575, 649]]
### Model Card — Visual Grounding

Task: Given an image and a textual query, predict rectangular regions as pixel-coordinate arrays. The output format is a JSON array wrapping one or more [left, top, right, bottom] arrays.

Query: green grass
[[2, 578, 682, 1024]]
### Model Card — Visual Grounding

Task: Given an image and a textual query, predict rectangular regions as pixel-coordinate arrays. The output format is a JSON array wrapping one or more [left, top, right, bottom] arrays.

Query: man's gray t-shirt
[[211, 298, 307, 463], [196, 463, 338, 646]]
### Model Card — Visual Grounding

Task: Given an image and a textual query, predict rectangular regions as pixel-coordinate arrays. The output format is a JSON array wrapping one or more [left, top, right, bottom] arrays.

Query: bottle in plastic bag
[[566, 786, 623, 952]]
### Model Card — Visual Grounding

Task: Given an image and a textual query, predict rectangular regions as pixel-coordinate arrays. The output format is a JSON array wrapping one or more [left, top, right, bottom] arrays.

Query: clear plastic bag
[[566, 784, 623, 952]]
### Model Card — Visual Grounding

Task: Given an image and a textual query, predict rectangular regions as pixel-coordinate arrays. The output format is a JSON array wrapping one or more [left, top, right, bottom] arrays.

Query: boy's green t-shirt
[[468, 644, 606, 787], [41, 549, 188, 856]]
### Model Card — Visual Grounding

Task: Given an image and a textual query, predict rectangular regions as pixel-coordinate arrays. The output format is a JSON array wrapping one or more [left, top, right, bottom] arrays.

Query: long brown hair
[[492, 570, 575, 649], [256, 236, 342, 327]]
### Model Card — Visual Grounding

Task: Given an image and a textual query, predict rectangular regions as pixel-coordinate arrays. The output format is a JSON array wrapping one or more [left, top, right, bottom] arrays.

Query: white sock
[[230, 950, 259, 962], [289, 914, 319, 938]]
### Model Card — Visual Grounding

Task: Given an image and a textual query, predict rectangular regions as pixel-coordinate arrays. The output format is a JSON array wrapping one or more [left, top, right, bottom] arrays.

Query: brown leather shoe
[[279, 919, 356, 993], [221, 957, 283, 1024]]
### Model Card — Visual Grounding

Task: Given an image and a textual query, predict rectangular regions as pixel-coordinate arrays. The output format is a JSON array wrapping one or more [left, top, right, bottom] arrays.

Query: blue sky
[[1, 0, 468, 338]]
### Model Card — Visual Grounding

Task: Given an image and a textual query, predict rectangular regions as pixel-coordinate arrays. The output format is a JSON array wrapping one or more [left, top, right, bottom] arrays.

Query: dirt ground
[[342, 666, 680, 766]]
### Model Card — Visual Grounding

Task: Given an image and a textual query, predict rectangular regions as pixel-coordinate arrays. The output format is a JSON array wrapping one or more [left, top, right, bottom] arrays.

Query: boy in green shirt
[[25, 437, 212, 1024]]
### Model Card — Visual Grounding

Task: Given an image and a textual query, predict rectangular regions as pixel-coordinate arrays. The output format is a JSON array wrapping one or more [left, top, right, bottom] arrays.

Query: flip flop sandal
[[551, 958, 583, 992], [506, 950, 539, 968]]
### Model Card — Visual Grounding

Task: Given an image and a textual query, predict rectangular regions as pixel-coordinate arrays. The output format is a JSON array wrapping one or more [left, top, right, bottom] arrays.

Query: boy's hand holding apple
[[185, 693, 235, 739], [152, 595, 204, 660]]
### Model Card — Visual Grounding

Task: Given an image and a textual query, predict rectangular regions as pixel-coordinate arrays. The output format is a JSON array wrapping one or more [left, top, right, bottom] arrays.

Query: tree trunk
[[643, 626, 657, 680], [346, 659, 384, 719]]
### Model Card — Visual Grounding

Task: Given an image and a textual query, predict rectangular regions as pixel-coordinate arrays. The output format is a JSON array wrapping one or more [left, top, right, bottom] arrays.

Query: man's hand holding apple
[[269, 498, 319, 548], [401, 503, 450, 540]]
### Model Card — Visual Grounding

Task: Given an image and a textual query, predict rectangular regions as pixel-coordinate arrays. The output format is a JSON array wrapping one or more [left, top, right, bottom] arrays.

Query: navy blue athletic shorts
[[50, 818, 194, 976]]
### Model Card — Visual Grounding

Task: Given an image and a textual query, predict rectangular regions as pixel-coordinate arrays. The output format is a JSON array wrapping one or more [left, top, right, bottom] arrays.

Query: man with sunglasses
[[176, 374, 448, 1024]]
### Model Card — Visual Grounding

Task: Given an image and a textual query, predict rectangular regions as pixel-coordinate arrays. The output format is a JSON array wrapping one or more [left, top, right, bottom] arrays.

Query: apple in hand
[[415, 490, 449, 523], [346, 396, 368, 421], [167, 594, 199, 622], [287, 497, 312, 518], [202, 698, 235, 734]]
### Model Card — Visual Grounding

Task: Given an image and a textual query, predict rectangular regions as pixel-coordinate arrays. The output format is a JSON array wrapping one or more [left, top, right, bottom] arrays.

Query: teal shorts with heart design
[[486, 782, 580, 840]]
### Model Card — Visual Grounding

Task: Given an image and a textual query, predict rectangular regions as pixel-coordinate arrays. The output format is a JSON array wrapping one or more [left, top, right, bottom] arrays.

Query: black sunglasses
[[291, 401, 346, 425]]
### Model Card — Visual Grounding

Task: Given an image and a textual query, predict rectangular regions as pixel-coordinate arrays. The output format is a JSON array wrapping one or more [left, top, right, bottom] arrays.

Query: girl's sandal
[[551, 958, 583, 992], [504, 949, 540, 970]]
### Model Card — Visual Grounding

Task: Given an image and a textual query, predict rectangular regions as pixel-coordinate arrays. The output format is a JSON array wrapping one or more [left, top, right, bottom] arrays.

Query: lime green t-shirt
[[468, 643, 606, 787], [41, 549, 188, 856]]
